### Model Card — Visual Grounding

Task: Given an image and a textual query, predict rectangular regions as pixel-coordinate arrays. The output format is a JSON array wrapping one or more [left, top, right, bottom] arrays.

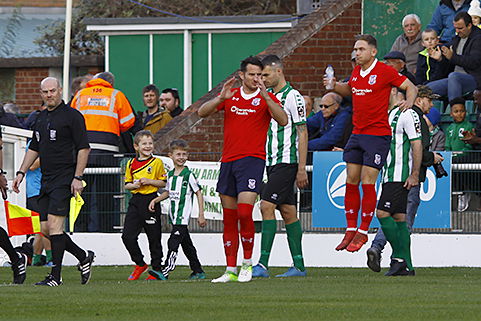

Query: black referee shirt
[[30, 101, 90, 180]]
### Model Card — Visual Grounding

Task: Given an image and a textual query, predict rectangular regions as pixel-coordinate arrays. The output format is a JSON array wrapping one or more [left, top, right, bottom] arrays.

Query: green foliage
[[33, 0, 296, 56], [1, 265, 481, 320], [0, 7, 24, 57]]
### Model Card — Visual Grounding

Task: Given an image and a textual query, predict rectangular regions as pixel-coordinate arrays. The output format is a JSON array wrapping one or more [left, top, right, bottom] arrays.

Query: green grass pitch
[[1, 265, 481, 320]]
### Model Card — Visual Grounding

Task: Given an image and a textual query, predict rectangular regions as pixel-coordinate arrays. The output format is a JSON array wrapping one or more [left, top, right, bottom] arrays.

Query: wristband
[[16, 170, 25, 177], [74, 175, 84, 181]]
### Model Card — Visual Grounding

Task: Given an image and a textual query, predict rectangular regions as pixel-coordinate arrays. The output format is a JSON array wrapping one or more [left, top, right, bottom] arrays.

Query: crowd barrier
[[75, 151, 481, 234]]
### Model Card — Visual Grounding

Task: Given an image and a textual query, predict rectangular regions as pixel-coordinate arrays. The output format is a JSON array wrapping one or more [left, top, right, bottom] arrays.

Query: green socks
[[46, 249, 53, 263], [396, 221, 413, 271], [259, 220, 277, 268], [286, 220, 305, 272], [379, 216, 400, 258], [32, 254, 42, 265]]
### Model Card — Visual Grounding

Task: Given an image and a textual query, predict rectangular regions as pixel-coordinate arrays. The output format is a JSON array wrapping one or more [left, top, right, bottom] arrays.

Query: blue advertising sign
[[312, 151, 451, 228]]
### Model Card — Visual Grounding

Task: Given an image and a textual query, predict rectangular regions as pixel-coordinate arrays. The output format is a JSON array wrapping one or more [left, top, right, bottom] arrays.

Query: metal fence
[[75, 151, 481, 234]]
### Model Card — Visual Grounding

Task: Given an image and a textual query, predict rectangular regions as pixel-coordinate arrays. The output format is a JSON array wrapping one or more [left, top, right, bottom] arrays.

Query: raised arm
[[198, 77, 237, 118], [257, 78, 287, 126], [323, 76, 352, 97]]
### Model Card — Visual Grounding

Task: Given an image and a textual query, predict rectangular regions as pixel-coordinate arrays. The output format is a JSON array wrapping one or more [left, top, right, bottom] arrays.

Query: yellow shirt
[[125, 156, 166, 194]]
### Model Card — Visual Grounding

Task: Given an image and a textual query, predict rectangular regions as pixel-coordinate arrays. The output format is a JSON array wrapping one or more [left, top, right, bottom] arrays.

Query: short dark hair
[[71, 76, 89, 95], [169, 139, 189, 152], [454, 11, 472, 26], [355, 34, 377, 48], [162, 88, 180, 104], [142, 84, 160, 96], [240, 56, 263, 72], [422, 28, 438, 37], [261, 54, 283, 69], [449, 97, 466, 107], [134, 130, 154, 145]]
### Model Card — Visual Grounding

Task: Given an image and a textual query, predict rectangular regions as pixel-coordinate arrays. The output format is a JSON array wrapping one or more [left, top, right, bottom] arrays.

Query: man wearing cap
[[384, 51, 417, 85], [367, 85, 444, 275], [391, 14, 424, 74]]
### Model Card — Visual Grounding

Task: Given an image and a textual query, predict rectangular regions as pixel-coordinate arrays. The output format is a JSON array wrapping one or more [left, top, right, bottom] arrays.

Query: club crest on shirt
[[248, 179, 256, 189], [147, 166, 152, 174], [368, 75, 377, 85], [251, 98, 261, 106]]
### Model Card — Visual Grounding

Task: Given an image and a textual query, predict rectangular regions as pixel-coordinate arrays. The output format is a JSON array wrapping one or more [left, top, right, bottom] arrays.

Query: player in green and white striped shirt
[[252, 54, 309, 278], [148, 140, 206, 281], [370, 100, 423, 276]]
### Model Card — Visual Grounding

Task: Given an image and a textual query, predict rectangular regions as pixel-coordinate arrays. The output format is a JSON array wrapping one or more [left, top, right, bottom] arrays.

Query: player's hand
[[323, 76, 337, 90], [404, 174, 419, 190], [434, 153, 444, 164], [12, 173, 24, 193], [132, 180, 141, 189], [441, 46, 453, 60], [428, 46, 442, 61], [138, 177, 149, 185], [198, 215, 207, 228], [397, 99, 413, 111], [148, 200, 156, 212], [256, 77, 269, 99], [332, 146, 344, 151], [461, 129, 481, 145], [219, 77, 237, 100], [0, 173, 7, 200], [296, 169, 309, 189], [71, 178, 84, 196]]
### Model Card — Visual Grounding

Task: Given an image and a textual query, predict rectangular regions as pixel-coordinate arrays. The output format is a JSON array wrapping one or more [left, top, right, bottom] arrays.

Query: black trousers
[[121, 193, 163, 270], [162, 225, 203, 276]]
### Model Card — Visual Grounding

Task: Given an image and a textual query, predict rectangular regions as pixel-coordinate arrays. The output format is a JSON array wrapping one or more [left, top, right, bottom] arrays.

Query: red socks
[[222, 208, 239, 267], [344, 183, 361, 231], [359, 184, 376, 233], [237, 203, 255, 260]]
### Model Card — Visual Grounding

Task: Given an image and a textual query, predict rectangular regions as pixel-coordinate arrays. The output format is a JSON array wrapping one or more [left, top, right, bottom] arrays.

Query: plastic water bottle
[[325, 65, 335, 90]]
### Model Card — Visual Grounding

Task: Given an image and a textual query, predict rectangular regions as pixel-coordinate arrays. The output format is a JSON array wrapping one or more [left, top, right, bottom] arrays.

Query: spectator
[[139, 84, 172, 134], [461, 89, 481, 148], [304, 95, 314, 118], [1, 103, 24, 129], [427, 0, 471, 44], [424, 107, 446, 150], [160, 88, 183, 118], [384, 51, 417, 84], [391, 14, 424, 74], [445, 97, 474, 151], [416, 29, 453, 85], [468, 0, 481, 28], [307, 92, 351, 151], [24, 102, 46, 130], [427, 12, 481, 101], [68, 75, 92, 106]]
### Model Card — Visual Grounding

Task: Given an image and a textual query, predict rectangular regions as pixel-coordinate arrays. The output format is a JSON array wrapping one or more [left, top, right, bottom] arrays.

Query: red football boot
[[346, 232, 368, 252], [335, 230, 356, 251]]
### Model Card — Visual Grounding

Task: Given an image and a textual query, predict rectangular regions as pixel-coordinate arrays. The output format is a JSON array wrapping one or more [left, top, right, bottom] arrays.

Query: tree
[[34, 0, 296, 56]]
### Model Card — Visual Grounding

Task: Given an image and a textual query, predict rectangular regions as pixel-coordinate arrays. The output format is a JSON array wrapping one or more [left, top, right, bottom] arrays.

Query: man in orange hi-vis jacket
[[71, 72, 136, 232]]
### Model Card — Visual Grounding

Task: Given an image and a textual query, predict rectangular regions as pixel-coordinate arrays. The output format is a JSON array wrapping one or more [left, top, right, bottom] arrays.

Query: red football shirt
[[217, 87, 279, 162], [348, 60, 407, 136]]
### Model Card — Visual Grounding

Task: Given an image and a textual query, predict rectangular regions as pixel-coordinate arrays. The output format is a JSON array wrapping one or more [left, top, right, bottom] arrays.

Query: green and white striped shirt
[[166, 167, 201, 225], [266, 82, 306, 166], [382, 107, 422, 183]]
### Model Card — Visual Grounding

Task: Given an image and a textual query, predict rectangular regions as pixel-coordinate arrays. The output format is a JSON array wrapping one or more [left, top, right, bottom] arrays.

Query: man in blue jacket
[[307, 92, 351, 151], [427, 0, 471, 44]]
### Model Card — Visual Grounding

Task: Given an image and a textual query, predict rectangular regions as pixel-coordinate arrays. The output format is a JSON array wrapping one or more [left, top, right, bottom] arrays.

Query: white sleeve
[[287, 90, 306, 125], [188, 173, 201, 193], [400, 110, 422, 140]]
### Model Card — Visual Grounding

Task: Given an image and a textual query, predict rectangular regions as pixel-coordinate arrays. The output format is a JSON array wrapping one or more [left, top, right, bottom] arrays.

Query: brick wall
[[154, 0, 361, 156], [15, 68, 49, 112]]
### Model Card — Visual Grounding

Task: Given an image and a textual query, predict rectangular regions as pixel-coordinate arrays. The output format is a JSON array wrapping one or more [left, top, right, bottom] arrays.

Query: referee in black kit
[[13, 77, 94, 286]]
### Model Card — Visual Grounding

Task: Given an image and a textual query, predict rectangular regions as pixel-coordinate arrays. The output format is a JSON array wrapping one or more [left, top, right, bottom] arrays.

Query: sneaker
[[458, 193, 471, 212], [366, 247, 381, 272], [128, 264, 148, 281], [384, 258, 407, 276], [346, 232, 368, 252], [252, 264, 269, 278], [238, 263, 253, 283], [11, 252, 27, 284], [35, 274, 62, 286], [148, 269, 168, 280], [275, 266, 307, 277], [189, 272, 206, 280], [146, 274, 158, 280], [335, 231, 356, 251], [78, 250, 95, 284], [211, 271, 238, 283]]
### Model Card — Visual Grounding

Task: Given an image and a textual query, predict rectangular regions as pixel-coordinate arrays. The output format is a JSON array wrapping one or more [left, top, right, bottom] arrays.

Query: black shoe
[[77, 250, 95, 285], [366, 247, 381, 272], [392, 269, 416, 276], [384, 258, 407, 276], [11, 252, 27, 284], [35, 274, 62, 286]]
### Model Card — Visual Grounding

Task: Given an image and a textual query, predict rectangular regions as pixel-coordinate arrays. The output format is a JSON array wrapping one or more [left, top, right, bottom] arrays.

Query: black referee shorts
[[376, 182, 409, 214], [261, 163, 298, 205]]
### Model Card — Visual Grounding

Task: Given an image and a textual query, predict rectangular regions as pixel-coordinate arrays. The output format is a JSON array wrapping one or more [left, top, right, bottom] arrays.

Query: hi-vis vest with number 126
[[71, 78, 136, 152]]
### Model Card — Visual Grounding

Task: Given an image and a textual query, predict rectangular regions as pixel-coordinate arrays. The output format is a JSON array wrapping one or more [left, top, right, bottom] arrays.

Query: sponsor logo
[[232, 97, 240, 101], [271, 193, 278, 200], [384, 201, 391, 208], [368, 75, 377, 85], [362, 211, 374, 217], [241, 236, 253, 243], [231, 106, 257, 116], [351, 77, 358, 81], [351, 87, 373, 96], [224, 241, 232, 247], [145, 216, 157, 224], [87, 98, 109, 106], [248, 179, 256, 190], [252, 98, 261, 106], [326, 162, 348, 209]]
